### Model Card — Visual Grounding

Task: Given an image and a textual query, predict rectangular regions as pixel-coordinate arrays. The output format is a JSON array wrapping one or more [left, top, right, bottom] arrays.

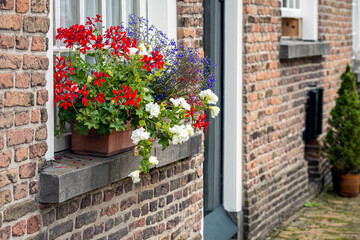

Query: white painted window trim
[[301, 0, 318, 41], [46, 0, 55, 160], [353, 0, 360, 54], [223, 0, 243, 213]]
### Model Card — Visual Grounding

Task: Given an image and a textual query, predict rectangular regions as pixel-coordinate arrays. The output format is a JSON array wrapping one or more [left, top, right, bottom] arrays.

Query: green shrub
[[322, 65, 360, 174]]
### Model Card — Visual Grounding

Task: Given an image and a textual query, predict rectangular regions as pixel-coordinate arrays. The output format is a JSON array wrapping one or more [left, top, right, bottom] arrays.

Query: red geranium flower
[[93, 72, 108, 87]]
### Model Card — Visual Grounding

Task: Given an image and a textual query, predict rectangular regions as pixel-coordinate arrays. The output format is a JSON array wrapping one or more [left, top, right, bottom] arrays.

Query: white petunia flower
[[169, 125, 190, 145], [129, 47, 138, 56], [186, 124, 194, 136], [199, 89, 219, 104], [178, 98, 191, 111], [131, 127, 150, 145], [139, 43, 148, 55], [170, 97, 190, 111], [149, 156, 159, 166], [129, 170, 141, 183], [209, 106, 220, 118], [145, 102, 161, 118]]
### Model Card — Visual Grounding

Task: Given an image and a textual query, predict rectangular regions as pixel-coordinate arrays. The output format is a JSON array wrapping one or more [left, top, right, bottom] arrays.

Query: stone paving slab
[[267, 186, 360, 240]]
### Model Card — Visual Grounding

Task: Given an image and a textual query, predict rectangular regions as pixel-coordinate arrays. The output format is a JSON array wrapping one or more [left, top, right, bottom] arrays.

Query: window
[[46, 0, 177, 158], [281, 0, 318, 41]]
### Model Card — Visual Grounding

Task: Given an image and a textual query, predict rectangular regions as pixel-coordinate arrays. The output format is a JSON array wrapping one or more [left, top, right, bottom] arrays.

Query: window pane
[[289, 0, 294, 8], [60, 0, 79, 46], [283, 0, 287, 8], [106, 0, 121, 27], [60, 0, 78, 28], [296, 0, 300, 9], [86, 0, 100, 19], [125, 0, 133, 17]]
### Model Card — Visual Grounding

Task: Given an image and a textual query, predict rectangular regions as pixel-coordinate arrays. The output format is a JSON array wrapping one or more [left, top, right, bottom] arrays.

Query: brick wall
[[0, 0, 206, 239], [242, 0, 352, 239], [0, 0, 50, 237], [177, 0, 203, 52], [35, 155, 203, 240]]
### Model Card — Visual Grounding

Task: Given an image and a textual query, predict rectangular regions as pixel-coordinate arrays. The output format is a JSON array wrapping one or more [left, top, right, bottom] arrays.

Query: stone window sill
[[39, 133, 202, 203], [280, 41, 330, 60]]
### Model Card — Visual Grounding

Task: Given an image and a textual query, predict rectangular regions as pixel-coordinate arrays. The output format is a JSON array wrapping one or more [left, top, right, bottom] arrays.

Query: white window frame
[[46, 0, 177, 160], [353, 0, 360, 55], [223, 0, 243, 213], [281, 0, 318, 41]]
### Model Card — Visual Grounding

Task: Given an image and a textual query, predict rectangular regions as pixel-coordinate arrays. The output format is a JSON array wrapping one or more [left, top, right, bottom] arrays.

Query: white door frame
[[223, 0, 243, 213]]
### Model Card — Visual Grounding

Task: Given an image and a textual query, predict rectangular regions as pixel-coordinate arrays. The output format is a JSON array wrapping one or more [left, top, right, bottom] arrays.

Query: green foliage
[[322, 65, 360, 174], [304, 200, 320, 208]]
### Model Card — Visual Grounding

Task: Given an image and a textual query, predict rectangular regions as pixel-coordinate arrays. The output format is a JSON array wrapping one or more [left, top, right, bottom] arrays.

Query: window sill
[[280, 41, 330, 60], [39, 133, 202, 203]]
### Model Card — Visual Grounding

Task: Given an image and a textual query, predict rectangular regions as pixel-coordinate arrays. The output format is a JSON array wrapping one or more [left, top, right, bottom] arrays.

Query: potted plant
[[322, 65, 360, 197], [54, 15, 220, 182]]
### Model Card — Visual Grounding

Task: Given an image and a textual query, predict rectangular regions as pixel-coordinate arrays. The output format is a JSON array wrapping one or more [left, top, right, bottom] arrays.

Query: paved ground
[[267, 186, 360, 240]]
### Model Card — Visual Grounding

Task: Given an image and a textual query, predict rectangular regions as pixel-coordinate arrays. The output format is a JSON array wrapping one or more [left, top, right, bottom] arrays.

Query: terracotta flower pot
[[338, 174, 360, 198], [71, 123, 135, 157]]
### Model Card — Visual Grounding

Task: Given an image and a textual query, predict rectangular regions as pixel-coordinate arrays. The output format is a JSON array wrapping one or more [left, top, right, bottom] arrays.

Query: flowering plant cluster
[[54, 15, 220, 183]]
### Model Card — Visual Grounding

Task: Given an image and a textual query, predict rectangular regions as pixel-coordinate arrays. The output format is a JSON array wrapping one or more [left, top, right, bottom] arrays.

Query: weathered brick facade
[[1, 0, 354, 239], [0, 0, 206, 239], [242, 0, 352, 239]]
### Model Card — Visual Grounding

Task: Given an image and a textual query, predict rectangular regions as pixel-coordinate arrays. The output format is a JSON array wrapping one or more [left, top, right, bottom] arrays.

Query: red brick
[[0, 112, 13, 129], [0, 15, 22, 30], [177, 29, 195, 39], [16, 0, 29, 13], [4, 91, 34, 107], [100, 204, 119, 216], [0, 54, 21, 70], [31, 0, 45, 12], [128, 218, 145, 232], [15, 111, 30, 126], [23, 16, 50, 33], [0, 94, 3, 108], [0, 190, 12, 207], [29, 142, 47, 158], [0, 169, 17, 187], [0, 226, 11, 240], [0, 0, 14, 10], [0, 35, 15, 49], [31, 36, 45, 51], [31, 109, 40, 123], [31, 73, 46, 87], [19, 162, 36, 179], [104, 189, 115, 202], [29, 181, 38, 194], [37, 90, 48, 105], [13, 182, 28, 200], [7, 128, 33, 146], [15, 36, 29, 50], [23, 55, 49, 70], [35, 126, 47, 141], [120, 196, 137, 211], [15, 73, 30, 88], [27, 215, 41, 234], [0, 151, 11, 168], [0, 134, 4, 150], [12, 220, 26, 236], [15, 147, 28, 162]]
